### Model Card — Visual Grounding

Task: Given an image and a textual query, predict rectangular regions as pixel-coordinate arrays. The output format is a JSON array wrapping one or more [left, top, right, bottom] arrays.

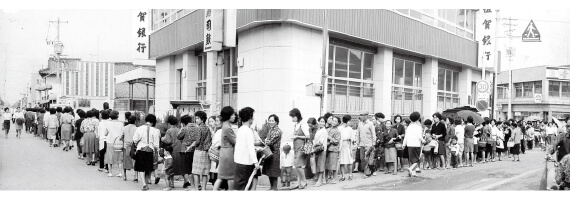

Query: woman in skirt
[[3, 107, 12, 138], [37, 109, 45, 140], [74, 110, 85, 159], [209, 116, 222, 186], [213, 106, 237, 190], [289, 108, 310, 189], [122, 115, 138, 181], [384, 120, 398, 175], [81, 110, 99, 166], [325, 116, 341, 184], [262, 114, 282, 190], [45, 108, 59, 146], [106, 111, 125, 177], [60, 107, 74, 151], [403, 112, 425, 177], [13, 108, 24, 138], [510, 122, 523, 162], [178, 115, 197, 189], [338, 115, 353, 181], [495, 121, 505, 161], [191, 111, 212, 191], [133, 114, 160, 191], [312, 117, 328, 187]]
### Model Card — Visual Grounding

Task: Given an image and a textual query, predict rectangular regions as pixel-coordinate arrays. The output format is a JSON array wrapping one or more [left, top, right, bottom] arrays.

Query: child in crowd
[[430, 135, 439, 169], [450, 137, 460, 169], [421, 132, 433, 170], [162, 146, 174, 191], [280, 143, 294, 187]]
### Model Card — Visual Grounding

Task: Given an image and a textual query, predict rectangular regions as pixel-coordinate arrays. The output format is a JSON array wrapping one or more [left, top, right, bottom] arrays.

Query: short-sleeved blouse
[[81, 118, 99, 133]]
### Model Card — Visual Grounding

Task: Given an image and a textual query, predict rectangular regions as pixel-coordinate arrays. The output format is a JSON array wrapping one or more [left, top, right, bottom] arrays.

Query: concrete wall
[[237, 23, 322, 143], [155, 57, 176, 116]]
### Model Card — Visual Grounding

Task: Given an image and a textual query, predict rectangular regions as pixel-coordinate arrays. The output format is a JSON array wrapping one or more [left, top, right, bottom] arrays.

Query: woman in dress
[[191, 111, 212, 191], [162, 115, 184, 185], [122, 115, 138, 181], [133, 114, 160, 191], [177, 115, 196, 189], [289, 108, 310, 189], [45, 108, 59, 146], [81, 110, 99, 165], [495, 121, 505, 161], [13, 108, 24, 138], [74, 110, 85, 159], [384, 120, 398, 175], [312, 117, 327, 187], [213, 106, 237, 190], [402, 112, 425, 177], [208, 116, 222, 186], [263, 114, 282, 190], [105, 110, 124, 177], [338, 115, 353, 181], [60, 107, 74, 151], [325, 116, 341, 184]]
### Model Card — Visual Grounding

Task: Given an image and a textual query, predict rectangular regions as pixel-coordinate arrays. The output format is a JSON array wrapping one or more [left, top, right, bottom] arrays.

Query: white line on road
[[474, 167, 543, 190]]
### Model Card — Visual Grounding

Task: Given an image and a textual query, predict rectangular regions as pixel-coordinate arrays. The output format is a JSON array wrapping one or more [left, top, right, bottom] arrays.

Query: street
[[0, 121, 546, 190]]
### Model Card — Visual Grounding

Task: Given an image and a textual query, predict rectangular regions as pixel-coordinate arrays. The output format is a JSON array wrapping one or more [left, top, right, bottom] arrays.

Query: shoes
[[133, 179, 139, 183], [108, 173, 113, 177], [348, 175, 353, 181], [183, 182, 190, 188], [141, 185, 149, 191], [313, 182, 323, 187], [163, 187, 172, 191], [116, 174, 123, 178], [155, 177, 160, 184], [339, 177, 345, 182], [299, 182, 308, 189]]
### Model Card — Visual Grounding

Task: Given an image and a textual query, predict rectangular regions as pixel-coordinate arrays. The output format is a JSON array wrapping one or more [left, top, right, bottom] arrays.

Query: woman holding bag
[[325, 116, 341, 184], [495, 121, 505, 161], [133, 114, 160, 191], [312, 116, 328, 187], [510, 122, 523, 162], [262, 114, 282, 191]]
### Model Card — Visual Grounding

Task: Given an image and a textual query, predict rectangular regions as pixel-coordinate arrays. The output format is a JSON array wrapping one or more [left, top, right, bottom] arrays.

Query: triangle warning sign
[[522, 20, 541, 42]]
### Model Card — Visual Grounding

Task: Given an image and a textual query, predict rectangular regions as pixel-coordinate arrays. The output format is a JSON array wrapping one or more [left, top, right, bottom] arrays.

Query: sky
[[1, 6, 570, 104]]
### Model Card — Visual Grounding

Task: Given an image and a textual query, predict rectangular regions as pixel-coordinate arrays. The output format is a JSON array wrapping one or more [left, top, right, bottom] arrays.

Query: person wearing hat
[[353, 111, 376, 174]]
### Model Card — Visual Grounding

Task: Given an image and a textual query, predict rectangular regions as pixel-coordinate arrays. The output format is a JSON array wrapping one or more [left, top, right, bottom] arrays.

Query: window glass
[[438, 68, 445, 90], [562, 82, 570, 97], [452, 71, 459, 92], [535, 81, 542, 94], [456, 9, 465, 27], [224, 50, 231, 77], [232, 48, 238, 76], [328, 46, 334, 76], [515, 83, 522, 97], [404, 61, 414, 86], [363, 53, 373, 81], [414, 63, 422, 87], [335, 47, 348, 78], [349, 50, 362, 79], [393, 59, 404, 85], [396, 9, 409, 15], [198, 56, 202, 80], [523, 82, 533, 97], [549, 81, 560, 97], [445, 69, 452, 92]]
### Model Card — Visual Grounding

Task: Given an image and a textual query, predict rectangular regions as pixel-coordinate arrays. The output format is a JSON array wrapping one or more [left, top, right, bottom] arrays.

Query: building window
[[197, 54, 207, 101], [497, 84, 508, 99], [327, 44, 375, 114], [549, 81, 560, 97], [523, 82, 533, 98], [437, 68, 460, 110], [535, 81, 542, 95], [515, 83, 523, 98], [222, 48, 238, 108], [65, 71, 70, 96], [177, 68, 183, 100], [85, 63, 89, 96], [469, 82, 477, 105], [392, 57, 423, 117], [562, 82, 570, 98], [96, 64, 100, 96], [105, 64, 109, 96], [75, 72, 79, 96]]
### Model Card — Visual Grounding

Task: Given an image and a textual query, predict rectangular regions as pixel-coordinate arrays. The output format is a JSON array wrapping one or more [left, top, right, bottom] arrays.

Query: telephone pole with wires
[[502, 17, 518, 119], [46, 18, 68, 104]]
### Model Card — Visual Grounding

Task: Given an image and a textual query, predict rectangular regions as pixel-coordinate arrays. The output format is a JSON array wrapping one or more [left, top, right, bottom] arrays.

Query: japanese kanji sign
[[522, 20, 541, 42], [204, 9, 223, 52], [477, 9, 497, 70], [132, 10, 150, 60]]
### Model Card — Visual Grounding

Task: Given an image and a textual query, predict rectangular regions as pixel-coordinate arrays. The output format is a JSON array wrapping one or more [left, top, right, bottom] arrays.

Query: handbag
[[395, 142, 403, 150], [297, 124, 313, 155], [313, 143, 324, 153], [507, 138, 515, 148], [113, 135, 124, 151], [129, 141, 138, 159], [208, 146, 220, 163]]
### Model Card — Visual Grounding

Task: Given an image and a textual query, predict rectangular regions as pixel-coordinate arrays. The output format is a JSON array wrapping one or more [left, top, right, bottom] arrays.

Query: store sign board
[[204, 9, 223, 52], [534, 94, 542, 103], [477, 9, 496, 70], [132, 10, 149, 60], [546, 68, 570, 80]]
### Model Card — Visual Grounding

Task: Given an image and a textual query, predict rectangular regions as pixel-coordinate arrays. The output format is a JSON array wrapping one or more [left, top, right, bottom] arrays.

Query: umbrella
[[524, 116, 542, 122], [456, 110, 483, 124]]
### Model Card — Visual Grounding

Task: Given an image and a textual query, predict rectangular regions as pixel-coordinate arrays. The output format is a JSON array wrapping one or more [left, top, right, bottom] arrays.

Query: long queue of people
[[4, 103, 570, 191]]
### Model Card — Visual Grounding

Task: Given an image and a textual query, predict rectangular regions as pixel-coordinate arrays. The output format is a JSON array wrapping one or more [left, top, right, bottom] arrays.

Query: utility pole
[[490, 10, 500, 120], [503, 17, 518, 120], [48, 18, 68, 104], [320, 10, 329, 116]]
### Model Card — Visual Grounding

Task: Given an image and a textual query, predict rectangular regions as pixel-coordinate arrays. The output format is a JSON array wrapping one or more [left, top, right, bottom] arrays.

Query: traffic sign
[[476, 100, 489, 112], [478, 93, 489, 100], [476, 80, 490, 93], [522, 20, 541, 42]]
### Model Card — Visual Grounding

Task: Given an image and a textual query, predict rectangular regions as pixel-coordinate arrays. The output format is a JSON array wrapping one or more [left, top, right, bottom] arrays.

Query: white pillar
[[458, 67, 472, 106], [422, 58, 438, 118], [373, 47, 393, 117], [205, 51, 220, 117]]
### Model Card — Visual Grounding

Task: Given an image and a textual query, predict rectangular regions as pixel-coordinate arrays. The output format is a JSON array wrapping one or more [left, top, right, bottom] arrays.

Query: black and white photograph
[[1, 0, 570, 194]]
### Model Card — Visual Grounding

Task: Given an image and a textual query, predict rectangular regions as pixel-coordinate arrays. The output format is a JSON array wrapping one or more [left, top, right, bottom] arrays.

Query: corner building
[[149, 9, 490, 137]]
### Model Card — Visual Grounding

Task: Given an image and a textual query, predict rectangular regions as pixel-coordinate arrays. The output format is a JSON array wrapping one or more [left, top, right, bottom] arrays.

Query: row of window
[[64, 63, 111, 97], [394, 9, 475, 40], [497, 80, 570, 99], [549, 81, 570, 98]]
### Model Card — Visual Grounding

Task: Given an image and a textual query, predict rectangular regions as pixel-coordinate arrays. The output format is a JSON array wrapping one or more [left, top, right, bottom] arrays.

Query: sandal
[[299, 182, 308, 189], [392, 171, 398, 175], [141, 185, 149, 191], [108, 173, 113, 177], [133, 179, 139, 183], [348, 175, 353, 181], [339, 177, 345, 182], [313, 182, 323, 187], [163, 187, 172, 191], [116, 174, 123, 178]]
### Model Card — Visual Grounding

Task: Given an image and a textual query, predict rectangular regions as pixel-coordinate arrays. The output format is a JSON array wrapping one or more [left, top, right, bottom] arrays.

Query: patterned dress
[[80, 117, 99, 154], [192, 123, 212, 175], [262, 125, 282, 178], [325, 127, 341, 170]]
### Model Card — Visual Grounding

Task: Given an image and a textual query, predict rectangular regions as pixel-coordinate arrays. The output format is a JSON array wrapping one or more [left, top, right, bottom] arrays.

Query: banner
[[476, 9, 497, 71]]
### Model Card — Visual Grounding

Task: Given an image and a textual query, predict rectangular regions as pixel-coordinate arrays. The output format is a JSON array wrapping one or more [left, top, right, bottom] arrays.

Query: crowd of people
[[2, 103, 570, 190]]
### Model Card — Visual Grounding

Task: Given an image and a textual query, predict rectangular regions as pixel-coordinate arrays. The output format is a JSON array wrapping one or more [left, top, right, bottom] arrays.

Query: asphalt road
[[0, 120, 547, 190]]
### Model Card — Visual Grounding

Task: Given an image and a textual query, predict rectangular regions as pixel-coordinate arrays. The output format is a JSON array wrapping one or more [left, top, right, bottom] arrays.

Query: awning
[[36, 84, 53, 91], [115, 68, 155, 86]]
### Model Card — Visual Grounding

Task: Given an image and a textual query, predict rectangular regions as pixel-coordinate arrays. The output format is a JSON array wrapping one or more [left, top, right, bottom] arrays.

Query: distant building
[[496, 65, 570, 121]]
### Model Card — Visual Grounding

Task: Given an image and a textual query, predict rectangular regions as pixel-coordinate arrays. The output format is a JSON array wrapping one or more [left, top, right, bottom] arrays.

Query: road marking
[[474, 167, 543, 190]]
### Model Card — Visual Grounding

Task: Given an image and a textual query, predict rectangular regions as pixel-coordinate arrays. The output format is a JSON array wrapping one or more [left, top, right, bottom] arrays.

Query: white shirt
[[234, 125, 258, 165], [491, 126, 500, 140], [211, 129, 222, 148], [280, 150, 294, 167], [133, 124, 160, 151], [313, 127, 328, 151], [546, 126, 557, 136], [2, 112, 12, 121], [98, 120, 110, 150], [13, 112, 24, 120], [455, 124, 465, 144], [403, 122, 424, 147]]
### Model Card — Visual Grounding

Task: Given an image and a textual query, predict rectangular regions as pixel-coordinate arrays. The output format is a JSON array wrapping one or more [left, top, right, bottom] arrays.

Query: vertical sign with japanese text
[[204, 9, 223, 52], [132, 10, 149, 60], [477, 9, 496, 70]]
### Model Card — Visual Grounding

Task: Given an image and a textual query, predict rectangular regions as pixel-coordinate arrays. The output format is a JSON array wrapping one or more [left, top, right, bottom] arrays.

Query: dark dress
[[177, 125, 195, 175], [262, 126, 282, 178], [431, 122, 447, 156]]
